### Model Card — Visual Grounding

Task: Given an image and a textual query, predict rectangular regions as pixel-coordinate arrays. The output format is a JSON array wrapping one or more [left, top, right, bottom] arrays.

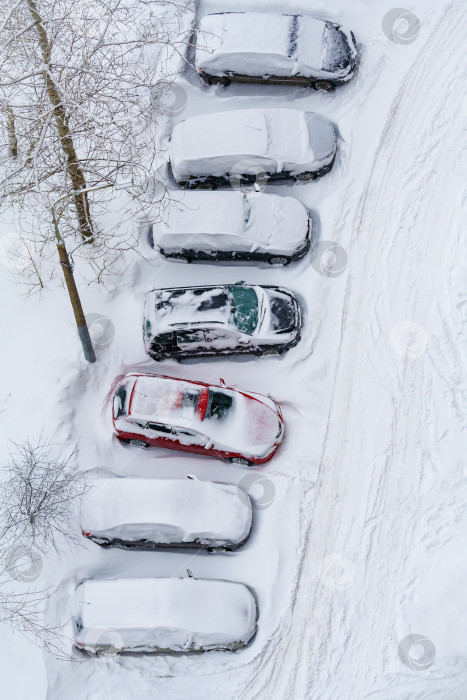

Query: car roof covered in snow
[[197, 12, 294, 60], [127, 374, 195, 421], [74, 577, 257, 651], [81, 475, 252, 546], [171, 109, 268, 164], [144, 285, 237, 334], [154, 190, 245, 237], [196, 12, 326, 70], [152, 191, 309, 246]]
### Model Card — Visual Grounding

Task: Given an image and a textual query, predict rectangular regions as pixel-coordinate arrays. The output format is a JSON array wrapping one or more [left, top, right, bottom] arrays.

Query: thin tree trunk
[[5, 103, 18, 158], [26, 0, 94, 241]]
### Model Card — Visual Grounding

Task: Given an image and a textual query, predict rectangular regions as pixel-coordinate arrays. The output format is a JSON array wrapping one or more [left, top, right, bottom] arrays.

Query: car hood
[[304, 112, 337, 164], [257, 288, 300, 338], [246, 193, 310, 248], [237, 393, 283, 456], [322, 24, 357, 76]]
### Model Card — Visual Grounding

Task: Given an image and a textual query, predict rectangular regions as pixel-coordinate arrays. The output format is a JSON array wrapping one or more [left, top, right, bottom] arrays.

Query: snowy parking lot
[[1, 0, 466, 698]]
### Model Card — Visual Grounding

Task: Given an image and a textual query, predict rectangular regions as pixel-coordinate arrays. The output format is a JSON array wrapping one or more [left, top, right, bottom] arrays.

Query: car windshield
[[205, 389, 234, 421], [229, 286, 258, 335]]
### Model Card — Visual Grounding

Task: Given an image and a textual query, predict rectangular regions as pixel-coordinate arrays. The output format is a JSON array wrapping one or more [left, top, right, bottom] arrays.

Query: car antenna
[[187, 569, 194, 578]]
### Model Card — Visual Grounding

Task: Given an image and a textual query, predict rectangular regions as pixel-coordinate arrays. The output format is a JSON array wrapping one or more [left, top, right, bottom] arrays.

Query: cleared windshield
[[205, 390, 234, 421], [229, 286, 259, 335]]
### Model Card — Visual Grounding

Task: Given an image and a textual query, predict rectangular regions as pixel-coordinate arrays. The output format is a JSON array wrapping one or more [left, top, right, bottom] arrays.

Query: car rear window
[[205, 390, 233, 420], [114, 383, 129, 419], [229, 286, 258, 335]]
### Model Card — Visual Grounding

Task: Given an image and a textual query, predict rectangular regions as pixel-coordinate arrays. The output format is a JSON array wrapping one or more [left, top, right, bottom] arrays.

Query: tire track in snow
[[231, 3, 467, 699]]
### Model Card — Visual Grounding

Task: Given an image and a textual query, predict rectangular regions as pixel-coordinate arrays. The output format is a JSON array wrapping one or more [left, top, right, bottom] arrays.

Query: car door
[[176, 329, 207, 355], [203, 327, 239, 353], [172, 426, 210, 450], [145, 421, 175, 447]]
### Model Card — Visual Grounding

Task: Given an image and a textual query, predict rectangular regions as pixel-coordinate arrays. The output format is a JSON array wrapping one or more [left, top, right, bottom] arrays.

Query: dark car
[[151, 191, 311, 266], [195, 12, 357, 90], [73, 577, 257, 653], [169, 108, 337, 189], [143, 283, 301, 360]]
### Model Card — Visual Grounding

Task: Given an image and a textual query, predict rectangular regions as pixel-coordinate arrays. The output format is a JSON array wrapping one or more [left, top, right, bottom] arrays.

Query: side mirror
[[237, 335, 250, 345]]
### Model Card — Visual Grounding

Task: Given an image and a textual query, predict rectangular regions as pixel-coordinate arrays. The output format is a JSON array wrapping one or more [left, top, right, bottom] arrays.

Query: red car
[[112, 373, 284, 465]]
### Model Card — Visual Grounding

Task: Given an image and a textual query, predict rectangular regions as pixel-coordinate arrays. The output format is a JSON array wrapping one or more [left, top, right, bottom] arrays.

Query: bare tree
[[0, 435, 87, 554], [0, 0, 195, 286], [0, 435, 88, 657], [0, 580, 72, 659]]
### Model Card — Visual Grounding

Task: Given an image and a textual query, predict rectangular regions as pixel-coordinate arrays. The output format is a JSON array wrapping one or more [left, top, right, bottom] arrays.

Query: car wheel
[[198, 178, 217, 190], [313, 80, 335, 92], [228, 457, 253, 466], [296, 172, 315, 181], [268, 255, 290, 266], [127, 439, 149, 448]]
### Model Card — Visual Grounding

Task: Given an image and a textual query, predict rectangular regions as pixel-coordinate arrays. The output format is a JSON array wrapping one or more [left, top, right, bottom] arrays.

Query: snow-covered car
[[81, 473, 252, 550], [143, 284, 301, 360], [152, 191, 311, 265], [169, 108, 337, 189], [73, 577, 257, 653], [112, 372, 284, 465], [195, 12, 357, 90]]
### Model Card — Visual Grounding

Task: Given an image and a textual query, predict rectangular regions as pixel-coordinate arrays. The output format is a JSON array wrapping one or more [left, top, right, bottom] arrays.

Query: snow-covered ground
[[1, 0, 466, 698]]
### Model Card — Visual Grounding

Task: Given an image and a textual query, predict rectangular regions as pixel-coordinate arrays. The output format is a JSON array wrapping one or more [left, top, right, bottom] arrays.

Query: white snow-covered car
[[152, 191, 311, 265], [195, 12, 357, 90], [81, 473, 252, 550], [73, 577, 257, 653], [169, 108, 337, 189], [143, 284, 301, 360]]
